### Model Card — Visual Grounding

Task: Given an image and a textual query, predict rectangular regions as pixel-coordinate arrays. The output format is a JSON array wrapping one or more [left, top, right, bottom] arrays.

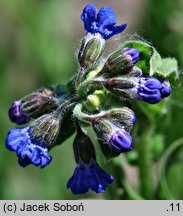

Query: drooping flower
[[6, 112, 61, 168], [81, 4, 127, 39], [67, 161, 113, 194], [6, 127, 52, 168], [67, 124, 113, 194]]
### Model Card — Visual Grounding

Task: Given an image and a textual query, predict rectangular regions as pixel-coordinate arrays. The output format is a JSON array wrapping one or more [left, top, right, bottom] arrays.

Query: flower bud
[[83, 90, 106, 112], [122, 48, 140, 64], [109, 107, 136, 131], [9, 100, 29, 124], [93, 119, 133, 153], [104, 76, 171, 104], [98, 47, 140, 76], [68, 122, 113, 194], [6, 111, 61, 168], [9, 90, 59, 124], [78, 33, 105, 68], [29, 111, 61, 147], [137, 78, 171, 104]]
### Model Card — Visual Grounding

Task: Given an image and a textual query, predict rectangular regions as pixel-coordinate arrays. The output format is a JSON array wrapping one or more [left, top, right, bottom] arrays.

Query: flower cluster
[[6, 4, 172, 195]]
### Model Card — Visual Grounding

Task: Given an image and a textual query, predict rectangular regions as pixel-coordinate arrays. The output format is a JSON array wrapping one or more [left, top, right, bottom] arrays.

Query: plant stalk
[[137, 125, 153, 199]]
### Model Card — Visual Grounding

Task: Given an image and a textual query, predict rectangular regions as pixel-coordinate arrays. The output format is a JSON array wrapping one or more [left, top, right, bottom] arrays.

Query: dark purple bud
[[97, 47, 140, 77], [93, 118, 134, 153], [122, 48, 140, 65], [109, 129, 133, 152], [137, 77, 169, 104], [9, 91, 59, 125], [105, 76, 171, 104], [9, 100, 29, 124]]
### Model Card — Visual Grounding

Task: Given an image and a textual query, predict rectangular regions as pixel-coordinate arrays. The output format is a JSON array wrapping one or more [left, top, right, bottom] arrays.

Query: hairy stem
[[137, 125, 153, 199]]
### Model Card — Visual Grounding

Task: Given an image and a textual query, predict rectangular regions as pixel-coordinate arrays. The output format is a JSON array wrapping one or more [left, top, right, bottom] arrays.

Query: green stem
[[137, 125, 153, 199], [123, 179, 144, 200], [159, 137, 183, 199]]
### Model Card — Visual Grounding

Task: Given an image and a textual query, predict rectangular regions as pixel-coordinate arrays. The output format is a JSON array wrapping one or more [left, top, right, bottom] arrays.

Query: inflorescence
[[6, 4, 171, 194]]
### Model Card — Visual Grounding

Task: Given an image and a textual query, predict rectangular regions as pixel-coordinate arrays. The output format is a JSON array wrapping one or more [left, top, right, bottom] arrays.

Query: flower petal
[[89, 163, 113, 193], [67, 166, 90, 194], [6, 127, 51, 168], [6, 127, 30, 151], [97, 6, 117, 27], [81, 4, 97, 33]]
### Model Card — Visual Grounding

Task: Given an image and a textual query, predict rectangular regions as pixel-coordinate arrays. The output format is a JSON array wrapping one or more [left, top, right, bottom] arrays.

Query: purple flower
[[106, 76, 171, 104], [109, 129, 133, 152], [161, 81, 171, 98], [6, 127, 52, 168], [67, 161, 113, 194], [9, 100, 29, 124], [81, 4, 127, 39], [137, 77, 171, 104], [93, 116, 134, 153], [122, 48, 140, 65]]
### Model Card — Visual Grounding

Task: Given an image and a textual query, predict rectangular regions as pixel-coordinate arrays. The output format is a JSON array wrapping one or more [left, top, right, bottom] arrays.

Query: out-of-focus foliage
[[0, 0, 182, 200], [141, 0, 183, 200], [0, 0, 89, 200]]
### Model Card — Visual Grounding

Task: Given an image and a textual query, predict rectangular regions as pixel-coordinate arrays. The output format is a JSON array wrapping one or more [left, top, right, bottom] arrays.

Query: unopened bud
[[84, 90, 106, 112], [98, 47, 140, 76], [93, 119, 133, 153], [9, 91, 59, 124], [104, 76, 171, 104], [29, 111, 61, 147], [103, 77, 136, 94], [78, 33, 105, 68]]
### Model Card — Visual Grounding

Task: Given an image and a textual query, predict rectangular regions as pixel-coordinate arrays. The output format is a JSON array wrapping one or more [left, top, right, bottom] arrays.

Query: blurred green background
[[0, 0, 182, 199]]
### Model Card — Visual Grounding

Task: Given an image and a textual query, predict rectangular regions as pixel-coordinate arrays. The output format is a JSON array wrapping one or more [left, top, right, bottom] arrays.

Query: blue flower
[[109, 129, 133, 152], [81, 4, 127, 39], [6, 127, 52, 168], [137, 77, 171, 104], [9, 100, 29, 124], [67, 161, 113, 194]]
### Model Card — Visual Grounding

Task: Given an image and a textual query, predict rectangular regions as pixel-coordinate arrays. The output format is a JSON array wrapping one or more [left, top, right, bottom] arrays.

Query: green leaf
[[150, 56, 178, 81]]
